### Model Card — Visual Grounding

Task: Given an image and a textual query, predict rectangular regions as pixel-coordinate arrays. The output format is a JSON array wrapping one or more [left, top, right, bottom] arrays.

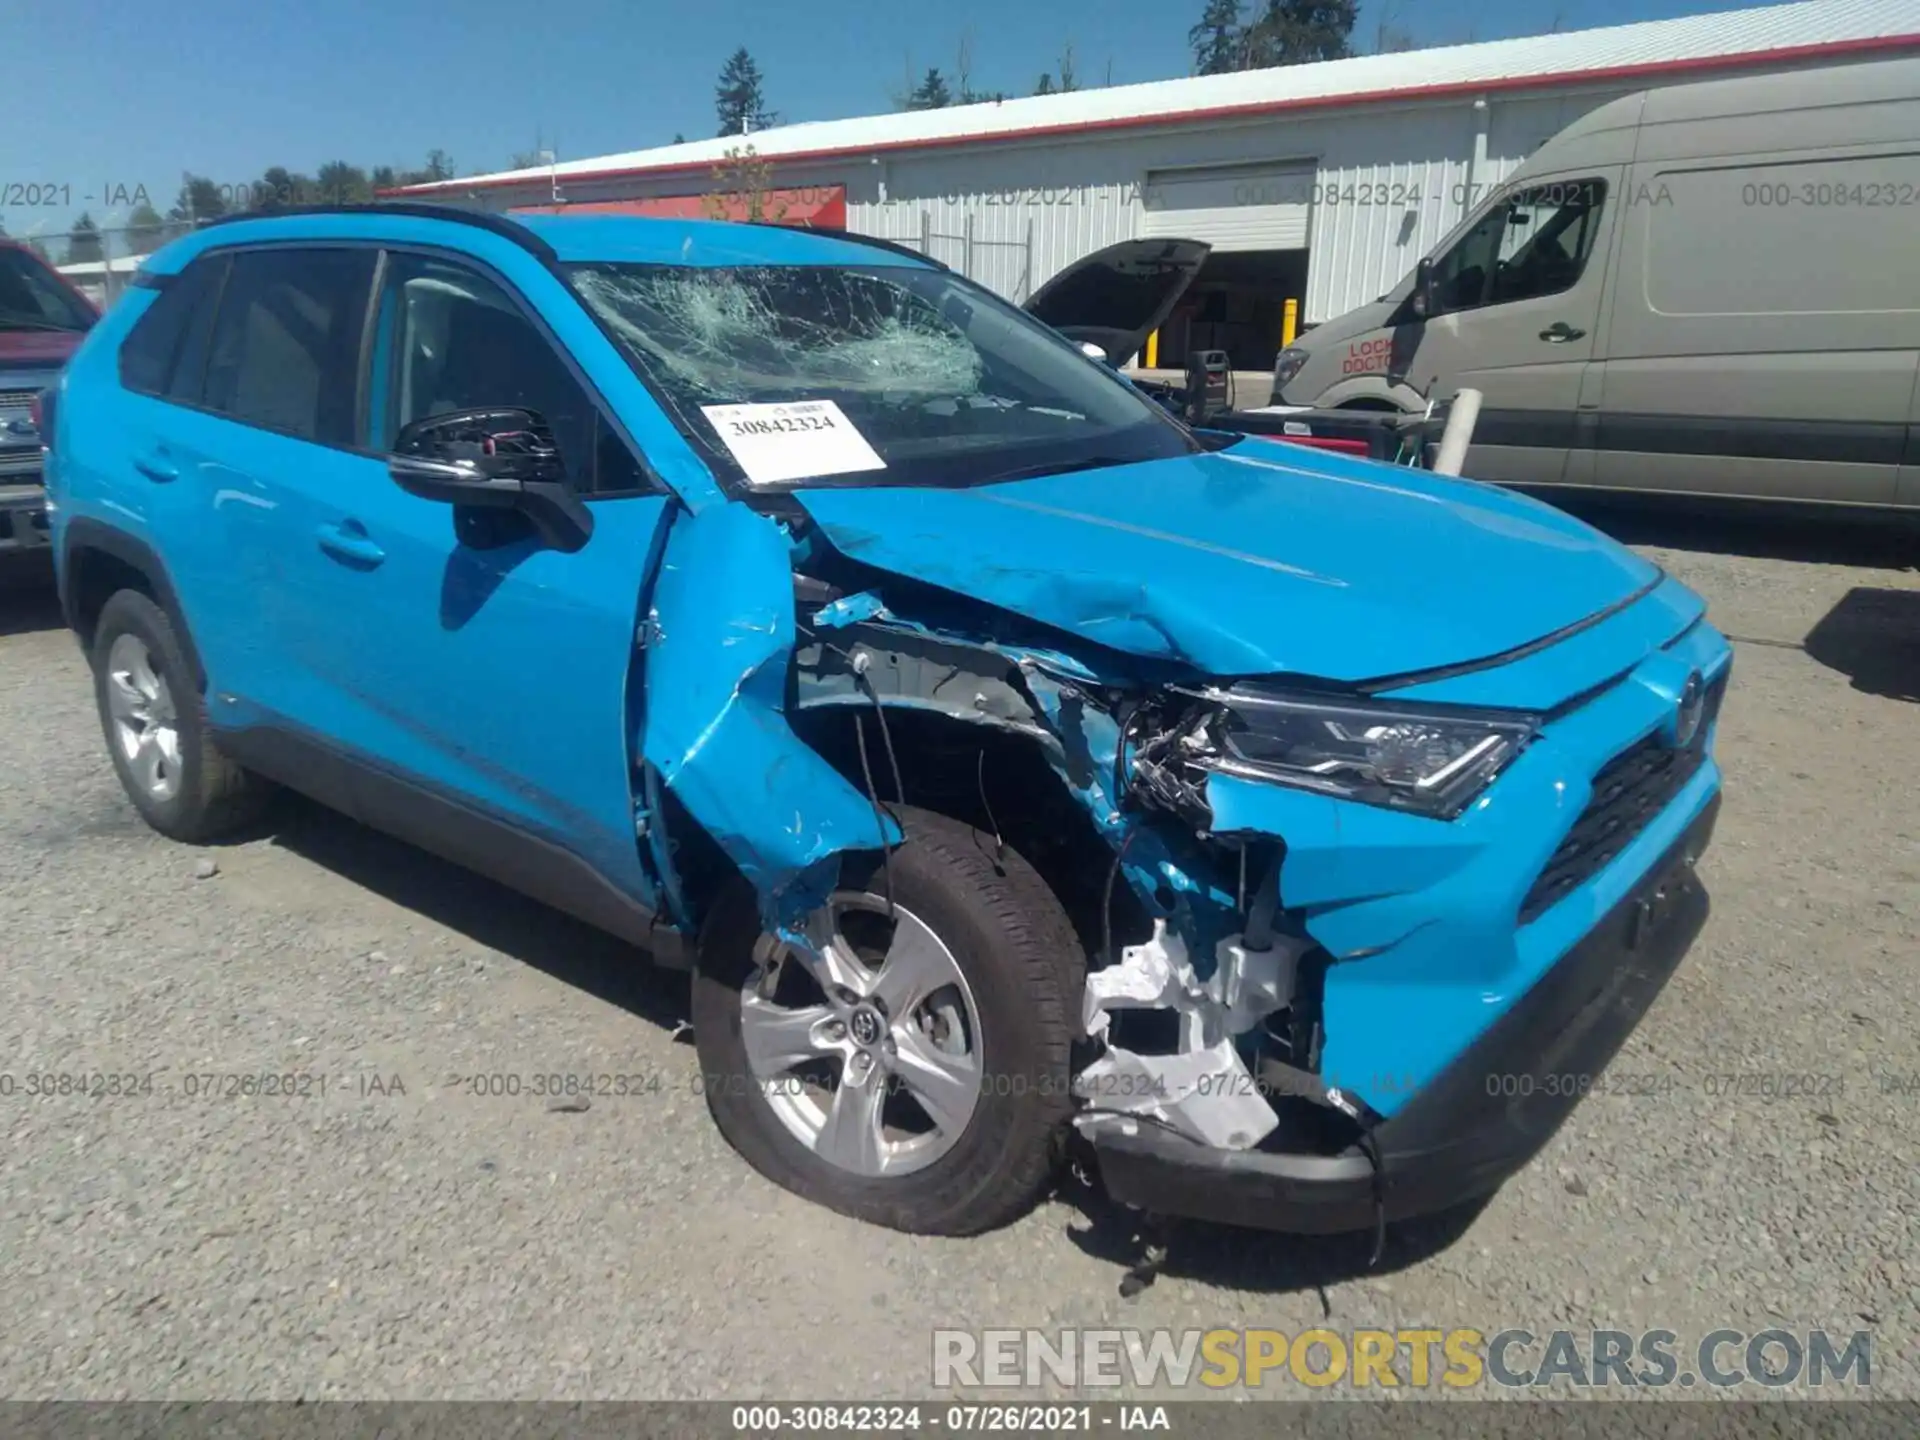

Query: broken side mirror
[[388, 407, 593, 552]]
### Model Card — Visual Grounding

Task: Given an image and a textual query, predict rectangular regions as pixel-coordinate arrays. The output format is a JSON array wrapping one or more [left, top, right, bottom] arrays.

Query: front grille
[[1519, 675, 1725, 925], [0, 389, 39, 409]]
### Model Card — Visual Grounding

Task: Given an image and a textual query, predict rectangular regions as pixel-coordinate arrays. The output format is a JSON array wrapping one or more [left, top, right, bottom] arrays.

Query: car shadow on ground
[[257, 796, 694, 1033], [0, 572, 64, 638], [1056, 1161, 1490, 1300], [1803, 587, 1920, 704], [226, 795, 1497, 1294]]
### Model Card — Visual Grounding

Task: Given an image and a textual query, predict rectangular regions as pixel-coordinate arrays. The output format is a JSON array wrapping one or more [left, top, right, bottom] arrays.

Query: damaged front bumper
[[1070, 602, 1730, 1233], [1084, 792, 1718, 1233]]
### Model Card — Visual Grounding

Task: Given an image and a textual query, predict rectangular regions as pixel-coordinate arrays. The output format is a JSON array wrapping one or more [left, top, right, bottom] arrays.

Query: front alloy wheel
[[693, 805, 1084, 1235], [741, 893, 983, 1178]]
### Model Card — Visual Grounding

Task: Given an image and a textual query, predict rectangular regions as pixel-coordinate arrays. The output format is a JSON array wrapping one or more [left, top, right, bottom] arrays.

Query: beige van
[[1266, 55, 1920, 509]]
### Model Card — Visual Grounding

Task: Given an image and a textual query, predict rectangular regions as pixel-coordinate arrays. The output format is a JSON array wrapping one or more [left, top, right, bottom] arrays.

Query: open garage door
[[1141, 162, 1314, 251]]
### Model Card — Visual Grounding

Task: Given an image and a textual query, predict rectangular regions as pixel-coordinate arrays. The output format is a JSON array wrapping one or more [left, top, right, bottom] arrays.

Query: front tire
[[91, 589, 270, 842], [692, 806, 1084, 1235]]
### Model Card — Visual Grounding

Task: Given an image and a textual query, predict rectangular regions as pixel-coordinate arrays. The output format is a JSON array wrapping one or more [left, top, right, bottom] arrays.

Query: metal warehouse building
[[400, 0, 1920, 371]]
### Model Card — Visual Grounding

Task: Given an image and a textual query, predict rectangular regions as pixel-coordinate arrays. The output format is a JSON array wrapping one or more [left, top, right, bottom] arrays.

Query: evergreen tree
[[1244, 0, 1358, 66], [715, 48, 777, 136], [1189, 0, 1246, 74], [907, 68, 954, 110]]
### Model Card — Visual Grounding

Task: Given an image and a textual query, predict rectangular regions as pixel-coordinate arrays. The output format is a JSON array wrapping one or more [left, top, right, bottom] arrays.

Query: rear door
[[110, 245, 381, 732], [1398, 170, 1621, 485]]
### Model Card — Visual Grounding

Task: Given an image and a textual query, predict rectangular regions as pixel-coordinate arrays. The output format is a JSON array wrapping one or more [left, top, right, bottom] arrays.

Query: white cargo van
[[1267, 55, 1920, 508]]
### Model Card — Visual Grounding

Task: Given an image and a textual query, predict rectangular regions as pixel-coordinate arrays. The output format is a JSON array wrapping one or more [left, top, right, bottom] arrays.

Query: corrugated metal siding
[[846, 145, 1143, 302], [453, 9, 1920, 325], [842, 90, 1650, 321], [422, 0, 1920, 193]]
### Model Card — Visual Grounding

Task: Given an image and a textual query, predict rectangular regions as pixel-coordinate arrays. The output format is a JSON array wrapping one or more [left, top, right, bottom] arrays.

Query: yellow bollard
[[1145, 329, 1159, 369], [1282, 298, 1298, 348]]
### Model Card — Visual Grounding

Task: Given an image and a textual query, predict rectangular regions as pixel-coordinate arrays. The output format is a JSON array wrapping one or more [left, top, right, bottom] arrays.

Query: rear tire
[[692, 806, 1084, 1235], [91, 589, 270, 843]]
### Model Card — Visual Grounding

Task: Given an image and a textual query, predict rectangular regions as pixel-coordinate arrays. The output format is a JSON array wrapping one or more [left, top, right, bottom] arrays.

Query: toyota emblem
[[849, 1007, 884, 1047]]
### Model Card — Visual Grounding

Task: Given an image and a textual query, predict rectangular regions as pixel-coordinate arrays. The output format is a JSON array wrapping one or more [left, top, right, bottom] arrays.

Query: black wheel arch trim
[[60, 518, 207, 690]]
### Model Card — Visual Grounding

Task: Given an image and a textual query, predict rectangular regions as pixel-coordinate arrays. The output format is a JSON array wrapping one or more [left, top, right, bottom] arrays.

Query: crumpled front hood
[[795, 442, 1661, 684]]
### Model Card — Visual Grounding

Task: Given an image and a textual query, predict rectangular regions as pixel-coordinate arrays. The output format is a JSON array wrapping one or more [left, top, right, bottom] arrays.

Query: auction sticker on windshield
[[699, 400, 886, 486]]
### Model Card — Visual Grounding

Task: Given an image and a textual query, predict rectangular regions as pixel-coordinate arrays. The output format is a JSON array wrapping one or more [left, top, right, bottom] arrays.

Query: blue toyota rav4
[[44, 205, 1729, 1238]]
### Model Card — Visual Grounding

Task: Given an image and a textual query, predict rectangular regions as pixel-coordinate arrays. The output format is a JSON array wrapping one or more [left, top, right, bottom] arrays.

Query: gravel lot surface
[[2, 505, 1917, 1403]]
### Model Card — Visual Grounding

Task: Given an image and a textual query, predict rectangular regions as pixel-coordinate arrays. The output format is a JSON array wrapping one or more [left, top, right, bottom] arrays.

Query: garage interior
[[1155, 249, 1309, 372], [1140, 159, 1313, 376]]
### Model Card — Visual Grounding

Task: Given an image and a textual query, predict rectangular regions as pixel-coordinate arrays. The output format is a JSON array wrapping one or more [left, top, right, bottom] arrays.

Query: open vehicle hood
[[795, 441, 1662, 685], [1023, 238, 1209, 368]]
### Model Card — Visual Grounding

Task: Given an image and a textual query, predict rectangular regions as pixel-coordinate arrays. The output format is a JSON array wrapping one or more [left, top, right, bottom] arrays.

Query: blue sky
[[5, 0, 1756, 237]]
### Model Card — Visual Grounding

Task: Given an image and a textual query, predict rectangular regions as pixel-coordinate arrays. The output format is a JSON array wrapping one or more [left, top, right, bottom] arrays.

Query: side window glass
[[1488, 180, 1606, 305], [117, 257, 223, 399], [1428, 206, 1504, 315], [167, 259, 226, 405], [202, 248, 375, 445], [1430, 178, 1606, 315], [375, 254, 646, 494]]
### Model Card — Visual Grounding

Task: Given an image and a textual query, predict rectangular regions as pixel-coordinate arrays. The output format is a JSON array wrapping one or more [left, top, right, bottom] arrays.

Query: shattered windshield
[[566, 261, 1197, 490]]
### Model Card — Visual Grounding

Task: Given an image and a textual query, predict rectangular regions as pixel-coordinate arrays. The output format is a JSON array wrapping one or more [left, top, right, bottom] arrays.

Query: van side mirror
[[1078, 341, 1112, 366], [388, 407, 593, 552], [1411, 257, 1437, 320]]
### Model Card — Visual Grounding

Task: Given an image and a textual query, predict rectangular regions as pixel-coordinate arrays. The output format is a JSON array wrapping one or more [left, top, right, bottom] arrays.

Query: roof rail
[[766, 224, 947, 269], [194, 202, 557, 263]]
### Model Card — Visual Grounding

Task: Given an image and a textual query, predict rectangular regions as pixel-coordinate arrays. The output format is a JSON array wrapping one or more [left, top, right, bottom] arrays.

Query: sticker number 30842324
[[698, 400, 887, 487]]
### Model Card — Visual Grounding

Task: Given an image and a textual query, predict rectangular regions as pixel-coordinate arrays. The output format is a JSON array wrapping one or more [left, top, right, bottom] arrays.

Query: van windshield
[[567, 261, 1199, 491], [0, 248, 97, 333]]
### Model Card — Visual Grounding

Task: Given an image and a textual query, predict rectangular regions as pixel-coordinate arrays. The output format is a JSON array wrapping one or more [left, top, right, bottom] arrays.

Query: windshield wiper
[[975, 455, 1139, 486]]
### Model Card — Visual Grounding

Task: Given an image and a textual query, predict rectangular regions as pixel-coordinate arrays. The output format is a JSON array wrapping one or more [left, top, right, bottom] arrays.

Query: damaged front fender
[[640, 502, 898, 928]]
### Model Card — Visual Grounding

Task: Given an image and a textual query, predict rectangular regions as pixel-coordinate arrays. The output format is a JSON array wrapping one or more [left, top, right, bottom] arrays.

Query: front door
[[1399, 170, 1620, 485], [271, 246, 675, 913]]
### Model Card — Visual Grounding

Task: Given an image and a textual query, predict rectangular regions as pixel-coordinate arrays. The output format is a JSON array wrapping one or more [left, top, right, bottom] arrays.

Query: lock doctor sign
[[1342, 338, 1393, 376]]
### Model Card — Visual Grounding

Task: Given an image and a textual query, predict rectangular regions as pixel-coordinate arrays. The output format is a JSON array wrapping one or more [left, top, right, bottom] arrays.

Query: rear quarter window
[[118, 258, 226, 398]]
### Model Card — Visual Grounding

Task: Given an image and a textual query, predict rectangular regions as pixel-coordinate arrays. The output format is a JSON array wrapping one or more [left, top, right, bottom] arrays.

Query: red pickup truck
[[1, 238, 98, 571]]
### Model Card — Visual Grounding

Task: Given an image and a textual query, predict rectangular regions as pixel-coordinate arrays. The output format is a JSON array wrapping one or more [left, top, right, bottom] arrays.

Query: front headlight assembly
[[1269, 346, 1312, 398], [1189, 686, 1540, 820]]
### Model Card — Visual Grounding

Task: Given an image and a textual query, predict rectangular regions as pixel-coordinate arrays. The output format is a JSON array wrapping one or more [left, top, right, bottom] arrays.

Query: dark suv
[[44, 205, 1727, 1240], [0, 239, 98, 569]]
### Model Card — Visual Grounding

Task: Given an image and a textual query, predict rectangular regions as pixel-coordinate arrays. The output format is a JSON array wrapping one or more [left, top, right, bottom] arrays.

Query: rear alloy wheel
[[104, 631, 184, 806], [91, 589, 270, 842], [693, 805, 1083, 1235]]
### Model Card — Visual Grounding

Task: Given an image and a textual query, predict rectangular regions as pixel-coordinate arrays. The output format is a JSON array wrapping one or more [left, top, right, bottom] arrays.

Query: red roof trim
[[388, 34, 1920, 198]]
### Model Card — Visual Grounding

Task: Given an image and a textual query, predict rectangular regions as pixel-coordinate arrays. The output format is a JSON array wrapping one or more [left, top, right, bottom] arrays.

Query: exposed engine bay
[[777, 562, 1373, 1163]]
